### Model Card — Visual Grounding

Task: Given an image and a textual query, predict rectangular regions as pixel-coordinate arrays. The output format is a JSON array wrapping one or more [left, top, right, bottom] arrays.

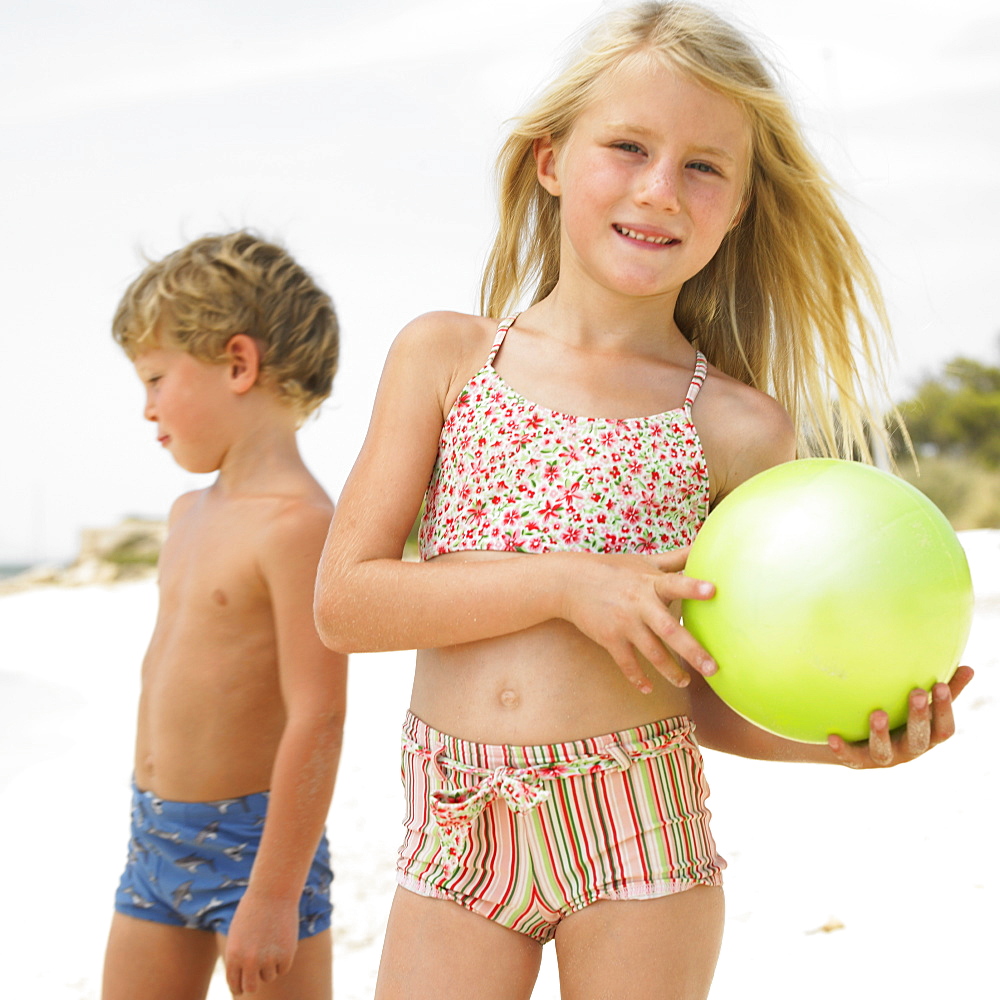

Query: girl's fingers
[[652, 570, 715, 603], [947, 665, 974, 701], [607, 641, 654, 694], [930, 681, 956, 744], [867, 710, 894, 767], [911, 668, 972, 749], [828, 667, 974, 769], [930, 666, 972, 744], [609, 629, 698, 693], [632, 626, 691, 688], [648, 548, 690, 574], [902, 689, 932, 757], [826, 734, 860, 767], [645, 610, 716, 678]]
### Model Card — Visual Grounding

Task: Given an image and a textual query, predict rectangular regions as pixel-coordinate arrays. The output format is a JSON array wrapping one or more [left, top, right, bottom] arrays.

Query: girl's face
[[536, 58, 750, 304]]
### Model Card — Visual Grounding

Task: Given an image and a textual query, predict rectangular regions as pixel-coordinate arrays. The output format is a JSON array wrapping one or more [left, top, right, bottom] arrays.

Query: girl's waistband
[[401, 711, 695, 772]]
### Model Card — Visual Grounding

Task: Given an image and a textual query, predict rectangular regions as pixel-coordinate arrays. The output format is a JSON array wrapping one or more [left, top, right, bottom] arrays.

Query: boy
[[102, 231, 347, 999]]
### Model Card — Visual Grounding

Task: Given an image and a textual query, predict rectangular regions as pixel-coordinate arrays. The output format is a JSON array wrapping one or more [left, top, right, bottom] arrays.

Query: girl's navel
[[498, 687, 521, 710]]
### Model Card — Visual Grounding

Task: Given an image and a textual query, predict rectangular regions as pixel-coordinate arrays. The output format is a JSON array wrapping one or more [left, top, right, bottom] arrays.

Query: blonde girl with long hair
[[315, 4, 972, 997]]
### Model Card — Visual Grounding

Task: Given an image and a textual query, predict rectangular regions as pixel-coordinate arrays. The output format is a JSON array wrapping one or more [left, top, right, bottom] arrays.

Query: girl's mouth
[[613, 224, 680, 246]]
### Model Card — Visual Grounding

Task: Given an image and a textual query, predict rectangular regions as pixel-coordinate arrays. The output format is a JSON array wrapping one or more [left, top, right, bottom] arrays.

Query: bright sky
[[2, 0, 998, 564]]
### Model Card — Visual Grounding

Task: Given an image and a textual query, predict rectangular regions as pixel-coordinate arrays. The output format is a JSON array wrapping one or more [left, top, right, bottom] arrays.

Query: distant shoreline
[[0, 564, 34, 581], [0, 518, 166, 597]]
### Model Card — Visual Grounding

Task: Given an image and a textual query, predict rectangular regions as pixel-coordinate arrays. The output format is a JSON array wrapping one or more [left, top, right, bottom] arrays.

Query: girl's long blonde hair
[[480, 1, 900, 461]]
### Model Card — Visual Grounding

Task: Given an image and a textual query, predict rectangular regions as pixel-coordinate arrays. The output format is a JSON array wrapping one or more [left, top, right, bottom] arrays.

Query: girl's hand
[[559, 547, 717, 693], [827, 665, 974, 768]]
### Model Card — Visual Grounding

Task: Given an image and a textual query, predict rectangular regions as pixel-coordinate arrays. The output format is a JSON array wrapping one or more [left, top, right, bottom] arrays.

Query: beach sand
[[1, 531, 996, 999]]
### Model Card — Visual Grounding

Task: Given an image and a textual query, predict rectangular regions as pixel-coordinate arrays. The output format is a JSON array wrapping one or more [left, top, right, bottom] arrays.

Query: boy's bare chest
[[152, 509, 275, 654], [161, 529, 262, 603]]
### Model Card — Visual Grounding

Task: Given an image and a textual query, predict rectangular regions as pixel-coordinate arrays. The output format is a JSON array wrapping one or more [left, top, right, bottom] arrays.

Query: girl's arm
[[314, 312, 717, 690], [684, 380, 974, 768], [687, 667, 974, 767]]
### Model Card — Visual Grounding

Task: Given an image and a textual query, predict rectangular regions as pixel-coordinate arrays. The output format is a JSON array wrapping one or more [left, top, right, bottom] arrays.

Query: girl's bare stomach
[[409, 551, 693, 745]]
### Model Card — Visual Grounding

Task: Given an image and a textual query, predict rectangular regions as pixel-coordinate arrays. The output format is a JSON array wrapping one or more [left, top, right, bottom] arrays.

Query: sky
[[2, 0, 998, 565]]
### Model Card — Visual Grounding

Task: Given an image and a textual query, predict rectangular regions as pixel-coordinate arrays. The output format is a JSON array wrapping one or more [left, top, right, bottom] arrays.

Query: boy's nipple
[[212, 588, 228, 606]]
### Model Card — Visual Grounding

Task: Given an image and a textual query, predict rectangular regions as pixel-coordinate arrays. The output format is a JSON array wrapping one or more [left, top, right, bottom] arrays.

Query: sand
[[1, 531, 996, 998]]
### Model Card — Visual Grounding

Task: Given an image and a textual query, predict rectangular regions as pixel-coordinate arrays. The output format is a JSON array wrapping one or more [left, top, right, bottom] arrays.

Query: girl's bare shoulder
[[389, 311, 503, 407], [393, 311, 498, 361], [697, 363, 797, 501]]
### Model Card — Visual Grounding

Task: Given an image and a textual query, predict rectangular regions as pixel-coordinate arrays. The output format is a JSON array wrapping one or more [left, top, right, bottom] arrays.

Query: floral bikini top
[[417, 317, 710, 559]]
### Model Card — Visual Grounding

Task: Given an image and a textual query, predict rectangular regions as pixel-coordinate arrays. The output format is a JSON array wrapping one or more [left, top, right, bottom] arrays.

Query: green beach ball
[[681, 459, 974, 744]]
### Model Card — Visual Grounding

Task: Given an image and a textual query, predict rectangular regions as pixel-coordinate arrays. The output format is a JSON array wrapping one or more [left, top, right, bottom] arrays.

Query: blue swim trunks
[[113, 783, 332, 937]]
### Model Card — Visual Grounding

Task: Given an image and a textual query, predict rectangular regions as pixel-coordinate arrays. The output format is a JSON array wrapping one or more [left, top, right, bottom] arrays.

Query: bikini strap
[[683, 351, 708, 413], [487, 315, 518, 366]]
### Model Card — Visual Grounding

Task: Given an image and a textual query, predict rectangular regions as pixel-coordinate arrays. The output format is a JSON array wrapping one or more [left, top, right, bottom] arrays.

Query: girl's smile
[[612, 223, 681, 246]]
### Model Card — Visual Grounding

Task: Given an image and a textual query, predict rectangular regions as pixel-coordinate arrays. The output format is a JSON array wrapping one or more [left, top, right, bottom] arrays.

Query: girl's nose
[[636, 163, 682, 212], [143, 392, 156, 422]]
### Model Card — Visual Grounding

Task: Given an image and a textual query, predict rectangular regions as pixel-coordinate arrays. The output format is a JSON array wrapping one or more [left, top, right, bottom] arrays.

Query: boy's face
[[132, 343, 236, 474]]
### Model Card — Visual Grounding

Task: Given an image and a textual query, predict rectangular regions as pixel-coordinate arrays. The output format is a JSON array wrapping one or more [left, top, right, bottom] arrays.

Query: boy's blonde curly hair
[[113, 231, 338, 419]]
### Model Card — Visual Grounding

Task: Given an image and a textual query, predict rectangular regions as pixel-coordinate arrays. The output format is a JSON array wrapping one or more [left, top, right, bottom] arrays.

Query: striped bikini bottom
[[395, 712, 725, 943]]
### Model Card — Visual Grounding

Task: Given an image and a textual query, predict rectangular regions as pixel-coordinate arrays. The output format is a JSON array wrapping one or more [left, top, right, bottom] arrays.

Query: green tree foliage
[[894, 352, 1000, 468]]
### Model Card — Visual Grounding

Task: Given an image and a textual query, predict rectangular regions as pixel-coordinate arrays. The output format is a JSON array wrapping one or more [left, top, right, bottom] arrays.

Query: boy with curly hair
[[102, 231, 346, 999]]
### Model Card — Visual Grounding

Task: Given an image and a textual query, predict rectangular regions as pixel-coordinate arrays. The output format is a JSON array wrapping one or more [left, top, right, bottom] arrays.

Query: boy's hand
[[224, 894, 299, 995], [827, 665, 974, 769]]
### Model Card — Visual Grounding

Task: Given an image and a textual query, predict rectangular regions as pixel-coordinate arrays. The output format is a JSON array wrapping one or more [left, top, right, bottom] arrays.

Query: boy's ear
[[534, 136, 561, 197], [224, 334, 261, 395]]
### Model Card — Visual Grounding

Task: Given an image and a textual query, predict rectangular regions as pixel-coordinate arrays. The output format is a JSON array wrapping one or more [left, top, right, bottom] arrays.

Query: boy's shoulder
[[254, 489, 334, 558], [165, 487, 207, 529], [169, 486, 203, 509], [165, 480, 332, 561]]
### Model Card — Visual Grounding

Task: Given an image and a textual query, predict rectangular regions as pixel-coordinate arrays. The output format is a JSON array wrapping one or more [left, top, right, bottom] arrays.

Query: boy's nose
[[143, 395, 156, 422]]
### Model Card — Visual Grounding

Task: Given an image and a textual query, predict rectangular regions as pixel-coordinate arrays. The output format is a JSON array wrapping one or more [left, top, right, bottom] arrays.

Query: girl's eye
[[613, 141, 643, 154], [688, 162, 719, 175]]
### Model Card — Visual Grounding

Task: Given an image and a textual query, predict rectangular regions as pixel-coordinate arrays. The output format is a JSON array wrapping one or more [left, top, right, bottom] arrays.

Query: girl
[[315, 4, 972, 998]]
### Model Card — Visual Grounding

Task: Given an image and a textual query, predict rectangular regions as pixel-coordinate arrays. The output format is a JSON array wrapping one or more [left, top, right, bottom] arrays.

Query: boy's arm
[[687, 667, 973, 767], [224, 501, 348, 997]]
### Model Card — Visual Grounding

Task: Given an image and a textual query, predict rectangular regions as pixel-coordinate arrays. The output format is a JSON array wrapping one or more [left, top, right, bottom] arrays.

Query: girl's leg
[[375, 887, 543, 1000], [554, 887, 725, 1000], [101, 912, 218, 1000]]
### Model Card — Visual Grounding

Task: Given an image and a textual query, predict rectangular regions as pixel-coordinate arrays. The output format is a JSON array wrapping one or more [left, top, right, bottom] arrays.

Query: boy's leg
[[101, 912, 218, 1000], [215, 929, 332, 1000], [374, 887, 543, 1000], [554, 887, 725, 1000]]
